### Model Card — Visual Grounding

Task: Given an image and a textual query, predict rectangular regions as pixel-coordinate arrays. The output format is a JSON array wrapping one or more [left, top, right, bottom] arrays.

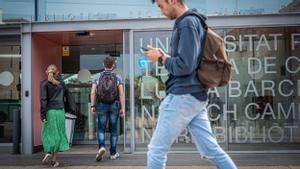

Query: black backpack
[[97, 71, 119, 104]]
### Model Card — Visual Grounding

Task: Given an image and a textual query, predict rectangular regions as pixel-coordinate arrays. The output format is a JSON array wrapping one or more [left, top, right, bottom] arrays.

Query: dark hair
[[104, 56, 115, 69], [151, 0, 185, 4]]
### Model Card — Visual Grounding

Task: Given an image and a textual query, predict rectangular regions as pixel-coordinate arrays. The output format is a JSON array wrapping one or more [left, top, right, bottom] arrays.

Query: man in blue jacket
[[143, 0, 237, 169]]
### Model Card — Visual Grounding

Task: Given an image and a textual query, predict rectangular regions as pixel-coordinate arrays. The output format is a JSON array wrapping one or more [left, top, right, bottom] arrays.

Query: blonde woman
[[40, 64, 70, 167]]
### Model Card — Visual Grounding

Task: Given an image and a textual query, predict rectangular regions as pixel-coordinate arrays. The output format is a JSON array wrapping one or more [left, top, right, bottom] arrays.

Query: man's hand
[[143, 45, 162, 62], [91, 107, 96, 115], [119, 108, 125, 117], [144, 45, 169, 64]]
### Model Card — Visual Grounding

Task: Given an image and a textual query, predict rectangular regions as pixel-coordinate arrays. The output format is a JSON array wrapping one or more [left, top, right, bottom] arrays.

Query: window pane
[[0, 0, 34, 21], [0, 43, 21, 143], [225, 27, 300, 151]]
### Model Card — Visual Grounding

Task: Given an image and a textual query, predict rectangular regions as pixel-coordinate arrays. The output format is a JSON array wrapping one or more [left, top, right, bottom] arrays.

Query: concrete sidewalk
[[0, 166, 300, 169], [1, 145, 300, 169], [0, 153, 300, 169]]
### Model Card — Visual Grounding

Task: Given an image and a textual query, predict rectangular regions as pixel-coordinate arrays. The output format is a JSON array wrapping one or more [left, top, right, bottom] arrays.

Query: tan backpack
[[192, 13, 232, 89]]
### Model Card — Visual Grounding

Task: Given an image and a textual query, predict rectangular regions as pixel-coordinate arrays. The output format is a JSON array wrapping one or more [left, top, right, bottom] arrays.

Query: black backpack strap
[[111, 73, 119, 96], [112, 73, 117, 82], [97, 71, 118, 89], [97, 72, 105, 85]]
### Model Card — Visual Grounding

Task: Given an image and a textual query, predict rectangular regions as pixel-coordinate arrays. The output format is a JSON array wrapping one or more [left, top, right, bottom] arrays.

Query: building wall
[[32, 34, 60, 146]]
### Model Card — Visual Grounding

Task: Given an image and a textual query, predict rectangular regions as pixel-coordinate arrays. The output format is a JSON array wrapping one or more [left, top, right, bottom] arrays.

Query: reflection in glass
[[133, 27, 300, 152], [0, 0, 35, 21], [0, 44, 21, 143], [225, 27, 300, 151]]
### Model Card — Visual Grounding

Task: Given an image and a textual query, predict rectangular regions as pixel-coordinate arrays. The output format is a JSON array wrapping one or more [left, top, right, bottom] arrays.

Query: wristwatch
[[91, 105, 95, 108], [158, 55, 163, 65]]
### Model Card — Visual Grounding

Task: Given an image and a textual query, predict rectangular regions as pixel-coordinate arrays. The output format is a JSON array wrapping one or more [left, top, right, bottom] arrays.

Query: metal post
[[13, 108, 21, 154]]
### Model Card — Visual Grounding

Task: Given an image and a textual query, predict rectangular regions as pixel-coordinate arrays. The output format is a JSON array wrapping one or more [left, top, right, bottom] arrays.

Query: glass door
[[61, 43, 124, 144]]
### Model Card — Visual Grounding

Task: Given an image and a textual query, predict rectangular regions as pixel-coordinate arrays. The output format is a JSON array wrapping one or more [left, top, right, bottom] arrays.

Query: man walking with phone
[[143, 0, 237, 169]]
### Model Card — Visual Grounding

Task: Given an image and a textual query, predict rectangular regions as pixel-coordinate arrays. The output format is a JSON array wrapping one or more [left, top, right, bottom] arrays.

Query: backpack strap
[[97, 71, 111, 85], [97, 71, 118, 87], [188, 12, 208, 30], [97, 72, 104, 85], [174, 10, 208, 77], [185, 11, 210, 71]]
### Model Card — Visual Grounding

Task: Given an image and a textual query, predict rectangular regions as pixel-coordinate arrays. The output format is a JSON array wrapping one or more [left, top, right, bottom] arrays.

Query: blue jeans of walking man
[[97, 101, 120, 155], [147, 94, 237, 169]]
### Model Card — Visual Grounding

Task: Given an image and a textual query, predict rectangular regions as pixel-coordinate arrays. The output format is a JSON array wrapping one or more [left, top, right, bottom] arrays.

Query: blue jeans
[[147, 94, 237, 169], [96, 101, 120, 155]]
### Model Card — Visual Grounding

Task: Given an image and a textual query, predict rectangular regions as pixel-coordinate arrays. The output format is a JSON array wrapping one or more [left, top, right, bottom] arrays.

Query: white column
[[21, 25, 33, 154]]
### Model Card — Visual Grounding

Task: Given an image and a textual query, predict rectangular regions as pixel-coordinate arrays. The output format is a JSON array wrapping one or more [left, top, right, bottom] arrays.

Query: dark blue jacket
[[164, 9, 208, 101]]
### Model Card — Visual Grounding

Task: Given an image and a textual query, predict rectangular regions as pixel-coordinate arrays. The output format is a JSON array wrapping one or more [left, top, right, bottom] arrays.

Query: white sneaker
[[42, 153, 52, 165], [50, 160, 59, 167], [109, 152, 120, 160], [96, 147, 106, 161]]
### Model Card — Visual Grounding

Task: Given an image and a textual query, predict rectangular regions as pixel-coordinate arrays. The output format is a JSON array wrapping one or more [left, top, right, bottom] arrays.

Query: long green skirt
[[42, 109, 70, 153]]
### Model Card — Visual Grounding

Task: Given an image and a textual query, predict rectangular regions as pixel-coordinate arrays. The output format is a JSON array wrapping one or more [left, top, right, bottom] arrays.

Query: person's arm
[[164, 25, 203, 76], [118, 84, 125, 117], [144, 21, 204, 76], [143, 46, 170, 65], [40, 81, 48, 122], [63, 83, 76, 114], [90, 84, 97, 115]]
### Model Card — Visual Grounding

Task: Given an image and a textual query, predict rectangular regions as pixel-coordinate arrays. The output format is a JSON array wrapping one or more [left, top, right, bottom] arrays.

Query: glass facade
[[0, 35, 21, 143], [0, 0, 35, 22], [1, 0, 299, 154], [133, 31, 171, 150], [225, 27, 300, 150], [132, 27, 300, 151], [0, 0, 297, 22]]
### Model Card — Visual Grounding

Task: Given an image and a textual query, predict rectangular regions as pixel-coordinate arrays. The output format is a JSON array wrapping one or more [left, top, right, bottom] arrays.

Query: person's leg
[[147, 94, 195, 169], [50, 152, 59, 167], [42, 109, 68, 166], [97, 110, 108, 149], [109, 101, 120, 156], [96, 105, 109, 161], [52, 152, 57, 161], [42, 152, 52, 165], [187, 98, 237, 169]]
